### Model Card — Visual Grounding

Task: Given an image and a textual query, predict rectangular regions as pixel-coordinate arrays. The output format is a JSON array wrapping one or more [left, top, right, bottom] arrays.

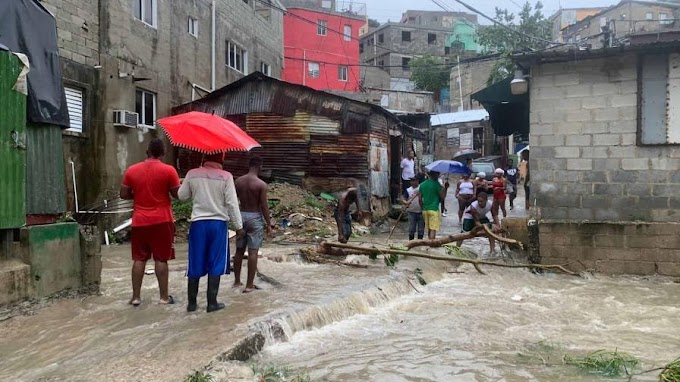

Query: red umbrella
[[157, 111, 260, 154]]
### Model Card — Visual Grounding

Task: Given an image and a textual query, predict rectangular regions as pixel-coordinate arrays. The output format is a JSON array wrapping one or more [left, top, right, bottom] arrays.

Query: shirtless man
[[234, 156, 272, 293], [335, 188, 361, 243]]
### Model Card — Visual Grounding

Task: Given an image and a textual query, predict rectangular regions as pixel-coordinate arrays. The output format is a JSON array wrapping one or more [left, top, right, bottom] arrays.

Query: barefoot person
[[120, 139, 180, 307], [178, 153, 243, 312], [335, 188, 361, 243], [458, 192, 501, 255], [234, 156, 272, 294]]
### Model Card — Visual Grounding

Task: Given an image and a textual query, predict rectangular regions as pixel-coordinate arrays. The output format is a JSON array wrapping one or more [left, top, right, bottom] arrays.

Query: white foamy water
[[257, 268, 680, 381]]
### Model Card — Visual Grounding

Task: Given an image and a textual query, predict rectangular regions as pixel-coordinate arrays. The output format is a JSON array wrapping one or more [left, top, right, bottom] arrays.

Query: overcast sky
[[367, 0, 618, 24]]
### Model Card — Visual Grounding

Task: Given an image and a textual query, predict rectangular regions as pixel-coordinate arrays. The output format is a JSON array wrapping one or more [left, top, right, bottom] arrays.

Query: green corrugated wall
[[0, 51, 27, 228], [26, 123, 67, 215]]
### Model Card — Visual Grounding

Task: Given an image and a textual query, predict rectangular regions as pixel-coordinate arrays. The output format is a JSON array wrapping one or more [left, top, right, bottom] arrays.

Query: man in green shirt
[[418, 171, 449, 239]]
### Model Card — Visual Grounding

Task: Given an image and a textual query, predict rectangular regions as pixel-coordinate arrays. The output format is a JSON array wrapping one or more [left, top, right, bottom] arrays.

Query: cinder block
[[581, 96, 608, 109], [621, 158, 650, 171], [593, 134, 621, 146], [563, 98, 584, 111], [538, 111, 564, 124], [639, 197, 669, 209], [593, 158, 621, 169], [619, 107, 637, 121], [539, 135, 565, 146], [651, 209, 680, 222], [656, 262, 680, 277], [620, 133, 637, 146], [581, 195, 612, 209], [639, 170, 669, 183], [594, 108, 620, 122], [567, 158, 592, 170], [581, 147, 609, 158], [652, 185, 675, 197], [566, 84, 592, 98], [587, 122, 609, 134], [566, 134, 592, 146], [554, 122, 584, 135], [554, 73, 581, 86], [595, 260, 656, 275], [541, 207, 568, 220], [609, 170, 638, 183], [612, 120, 637, 134], [532, 123, 554, 136], [567, 208, 595, 221], [555, 146, 580, 158], [566, 110, 592, 122], [609, 94, 637, 107], [592, 83, 619, 96], [650, 158, 680, 171], [594, 208, 622, 221], [593, 183, 623, 196]]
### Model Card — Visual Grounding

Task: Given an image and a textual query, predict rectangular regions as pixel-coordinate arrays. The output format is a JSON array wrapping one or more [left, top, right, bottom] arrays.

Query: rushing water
[[257, 268, 680, 381]]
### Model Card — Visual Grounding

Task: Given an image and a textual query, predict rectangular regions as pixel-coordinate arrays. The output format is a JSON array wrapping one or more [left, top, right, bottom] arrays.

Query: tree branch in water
[[317, 242, 578, 276]]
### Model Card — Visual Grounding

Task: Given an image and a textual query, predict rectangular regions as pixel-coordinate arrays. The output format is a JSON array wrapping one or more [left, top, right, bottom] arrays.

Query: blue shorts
[[187, 220, 229, 279]]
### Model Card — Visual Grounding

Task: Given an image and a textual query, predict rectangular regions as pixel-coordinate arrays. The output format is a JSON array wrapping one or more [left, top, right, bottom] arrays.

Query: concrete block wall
[[94, 0, 285, 199], [540, 222, 680, 276], [529, 53, 680, 223], [42, 0, 100, 66]]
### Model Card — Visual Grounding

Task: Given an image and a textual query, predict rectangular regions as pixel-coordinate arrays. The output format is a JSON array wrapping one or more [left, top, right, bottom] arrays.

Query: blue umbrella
[[425, 160, 471, 175]]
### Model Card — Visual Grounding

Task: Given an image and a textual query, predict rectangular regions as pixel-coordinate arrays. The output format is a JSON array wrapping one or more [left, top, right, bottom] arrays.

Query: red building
[[282, 6, 365, 92]]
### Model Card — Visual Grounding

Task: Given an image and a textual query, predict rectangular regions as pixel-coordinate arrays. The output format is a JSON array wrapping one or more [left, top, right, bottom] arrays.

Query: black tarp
[[471, 77, 529, 138], [0, 0, 70, 128]]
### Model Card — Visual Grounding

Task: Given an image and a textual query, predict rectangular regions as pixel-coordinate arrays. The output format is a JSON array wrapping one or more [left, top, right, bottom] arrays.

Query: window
[[317, 20, 328, 36], [445, 46, 451, 55], [133, 0, 156, 27], [338, 66, 348, 81], [660, 13, 673, 25], [639, 53, 680, 144], [378, 60, 384, 68], [428, 33, 437, 44], [260, 62, 271, 76], [378, 33, 384, 43], [359, 43, 364, 53], [344, 25, 351, 41], [402, 31, 411, 42], [188, 17, 198, 37], [135, 89, 156, 127], [402, 57, 411, 70], [64, 86, 84, 133], [308, 62, 320, 78], [646, 12, 653, 20], [226, 41, 247, 73]]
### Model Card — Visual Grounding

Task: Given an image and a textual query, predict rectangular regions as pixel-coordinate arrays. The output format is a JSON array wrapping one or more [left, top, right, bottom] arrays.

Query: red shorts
[[131, 222, 176, 262]]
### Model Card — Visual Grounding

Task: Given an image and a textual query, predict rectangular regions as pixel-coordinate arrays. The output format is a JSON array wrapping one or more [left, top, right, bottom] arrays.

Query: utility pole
[[457, 55, 464, 112]]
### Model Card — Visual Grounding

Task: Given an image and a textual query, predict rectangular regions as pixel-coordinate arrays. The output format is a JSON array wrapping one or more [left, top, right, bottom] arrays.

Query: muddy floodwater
[[257, 268, 680, 381]]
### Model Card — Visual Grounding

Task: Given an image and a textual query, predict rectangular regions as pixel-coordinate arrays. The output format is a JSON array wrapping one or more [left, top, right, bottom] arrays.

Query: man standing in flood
[[335, 188, 361, 244], [120, 139, 181, 307], [234, 156, 272, 294], [419, 170, 449, 239], [401, 150, 416, 198], [178, 153, 243, 312]]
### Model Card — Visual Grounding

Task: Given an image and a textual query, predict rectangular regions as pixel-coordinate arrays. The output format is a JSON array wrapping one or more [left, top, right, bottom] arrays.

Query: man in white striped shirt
[[178, 153, 243, 313]]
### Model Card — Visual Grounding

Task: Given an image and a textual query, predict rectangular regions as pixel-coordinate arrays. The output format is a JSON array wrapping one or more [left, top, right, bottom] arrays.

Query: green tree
[[409, 55, 450, 94], [368, 18, 380, 28], [477, 1, 552, 84]]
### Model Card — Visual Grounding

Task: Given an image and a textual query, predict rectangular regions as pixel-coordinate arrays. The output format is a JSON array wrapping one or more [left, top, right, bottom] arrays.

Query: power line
[[431, 0, 573, 48]]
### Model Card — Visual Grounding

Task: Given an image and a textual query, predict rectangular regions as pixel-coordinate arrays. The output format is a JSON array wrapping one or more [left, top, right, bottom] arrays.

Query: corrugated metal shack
[[173, 72, 427, 218]]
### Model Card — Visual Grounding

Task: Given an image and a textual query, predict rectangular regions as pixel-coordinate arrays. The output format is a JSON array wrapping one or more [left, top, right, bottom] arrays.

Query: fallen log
[[404, 225, 524, 250], [318, 241, 578, 276]]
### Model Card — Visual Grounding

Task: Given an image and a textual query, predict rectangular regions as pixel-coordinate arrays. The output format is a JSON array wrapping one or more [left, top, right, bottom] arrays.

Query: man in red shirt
[[120, 139, 181, 306]]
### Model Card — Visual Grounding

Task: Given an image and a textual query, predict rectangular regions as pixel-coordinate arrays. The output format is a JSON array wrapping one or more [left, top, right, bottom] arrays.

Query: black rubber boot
[[206, 275, 225, 313], [187, 278, 199, 312]]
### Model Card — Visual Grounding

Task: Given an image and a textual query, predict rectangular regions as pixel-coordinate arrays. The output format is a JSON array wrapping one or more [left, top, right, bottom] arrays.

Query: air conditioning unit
[[113, 110, 139, 127]]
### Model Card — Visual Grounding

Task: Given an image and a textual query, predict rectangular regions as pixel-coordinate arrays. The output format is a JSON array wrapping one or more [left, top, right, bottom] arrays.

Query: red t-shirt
[[122, 159, 181, 227]]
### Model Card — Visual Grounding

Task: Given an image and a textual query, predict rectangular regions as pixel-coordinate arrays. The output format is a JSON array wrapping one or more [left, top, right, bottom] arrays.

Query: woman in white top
[[455, 173, 475, 224]]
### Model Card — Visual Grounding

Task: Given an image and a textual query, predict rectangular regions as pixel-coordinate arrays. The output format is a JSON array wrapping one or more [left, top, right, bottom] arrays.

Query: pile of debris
[[267, 182, 338, 243]]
